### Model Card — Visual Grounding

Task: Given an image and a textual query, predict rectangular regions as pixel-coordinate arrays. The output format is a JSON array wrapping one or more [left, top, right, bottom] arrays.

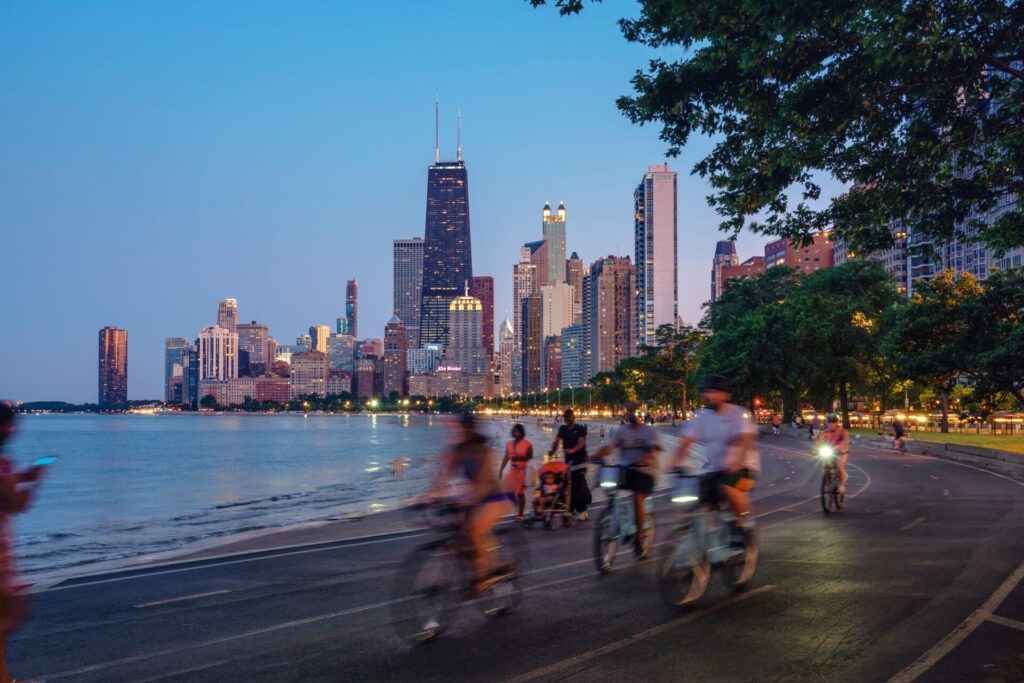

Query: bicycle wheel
[[391, 539, 463, 644], [720, 525, 758, 590], [657, 525, 708, 607], [820, 470, 835, 514], [479, 525, 529, 618], [593, 506, 620, 573]]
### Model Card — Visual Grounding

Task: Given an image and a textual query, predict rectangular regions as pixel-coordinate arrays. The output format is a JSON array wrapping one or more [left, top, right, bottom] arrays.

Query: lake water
[[4, 413, 516, 579]]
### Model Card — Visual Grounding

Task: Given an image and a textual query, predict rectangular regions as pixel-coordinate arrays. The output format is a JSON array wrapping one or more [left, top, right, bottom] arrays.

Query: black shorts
[[621, 468, 655, 495], [699, 469, 757, 503]]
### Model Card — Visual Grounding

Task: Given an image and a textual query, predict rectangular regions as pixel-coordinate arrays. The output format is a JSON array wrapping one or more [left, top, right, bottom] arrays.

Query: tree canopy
[[531, 0, 1024, 253]]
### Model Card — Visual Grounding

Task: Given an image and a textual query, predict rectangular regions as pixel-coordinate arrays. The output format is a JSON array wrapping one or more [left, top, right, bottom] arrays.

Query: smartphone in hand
[[34, 456, 58, 467]]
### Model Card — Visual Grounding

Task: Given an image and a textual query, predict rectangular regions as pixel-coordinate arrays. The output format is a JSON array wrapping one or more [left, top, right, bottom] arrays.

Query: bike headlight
[[817, 445, 835, 459], [671, 494, 698, 504]]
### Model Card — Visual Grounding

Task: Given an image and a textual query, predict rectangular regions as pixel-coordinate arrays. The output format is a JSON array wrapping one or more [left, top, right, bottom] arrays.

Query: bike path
[[12, 438, 1024, 682]]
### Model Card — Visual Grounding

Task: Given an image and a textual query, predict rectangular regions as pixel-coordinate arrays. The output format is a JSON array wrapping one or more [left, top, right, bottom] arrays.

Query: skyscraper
[[164, 337, 189, 402], [393, 238, 424, 348], [498, 318, 514, 396], [346, 280, 359, 340], [470, 275, 494, 362], [524, 239, 550, 288], [542, 202, 567, 284], [710, 240, 740, 302], [290, 351, 329, 399], [521, 292, 543, 393], [237, 321, 270, 376], [382, 315, 409, 397], [309, 324, 331, 353], [197, 325, 238, 381], [560, 323, 585, 388], [585, 256, 636, 376], [326, 334, 357, 372], [98, 326, 128, 405], [566, 251, 584, 324], [419, 102, 472, 347], [512, 249, 538, 391], [634, 163, 678, 346], [445, 288, 488, 376], [217, 299, 238, 334], [540, 282, 573, 338]]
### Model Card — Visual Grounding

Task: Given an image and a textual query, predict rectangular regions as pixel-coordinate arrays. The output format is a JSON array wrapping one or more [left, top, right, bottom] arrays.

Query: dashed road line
[[134, 590, 230, 609], [900, 517, 926, 532]]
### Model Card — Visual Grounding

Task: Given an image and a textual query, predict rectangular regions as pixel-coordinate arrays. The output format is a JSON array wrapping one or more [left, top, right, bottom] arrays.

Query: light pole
[[570, 385, 575, 408]]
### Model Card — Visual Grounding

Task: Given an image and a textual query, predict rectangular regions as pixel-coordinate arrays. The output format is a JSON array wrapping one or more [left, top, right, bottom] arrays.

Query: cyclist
[[770, 414, 782, 437], [590, 401, 660, 556], [426, 413, 513, 595], [670, 375, 759, 544], [891, 417, 907, 452], [816, 412, 850, 493]]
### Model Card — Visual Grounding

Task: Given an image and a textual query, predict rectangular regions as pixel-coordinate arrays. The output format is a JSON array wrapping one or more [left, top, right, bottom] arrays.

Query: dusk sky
[[1, 1, 842, 402]]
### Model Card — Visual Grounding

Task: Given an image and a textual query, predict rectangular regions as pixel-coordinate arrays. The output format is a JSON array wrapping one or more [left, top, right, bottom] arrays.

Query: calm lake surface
[[5, 413, 498, 578]]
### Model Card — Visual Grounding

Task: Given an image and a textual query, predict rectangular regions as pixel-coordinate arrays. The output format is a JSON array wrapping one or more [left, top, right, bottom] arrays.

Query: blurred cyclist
[[591, 401, 661, 557], [670, 376, 759, 542], [817, 412, 850, 493], [426, 413, 513, 595]]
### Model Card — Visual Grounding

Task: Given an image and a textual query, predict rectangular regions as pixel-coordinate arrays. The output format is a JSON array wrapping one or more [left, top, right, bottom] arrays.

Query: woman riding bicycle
[[816, 413, 850, 494], [426, 413, 514, 595]]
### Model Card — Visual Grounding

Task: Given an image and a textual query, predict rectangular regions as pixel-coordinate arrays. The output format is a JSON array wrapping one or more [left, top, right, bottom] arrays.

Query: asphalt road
[[13, 436, 1024, 682]]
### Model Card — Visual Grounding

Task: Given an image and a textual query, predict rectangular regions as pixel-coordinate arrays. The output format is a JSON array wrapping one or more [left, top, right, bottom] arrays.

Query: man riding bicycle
[[670, 375, 759, 544], [591, 401, 661, 557], [425, 413, 514, 595], [817, 412, 850, 493]]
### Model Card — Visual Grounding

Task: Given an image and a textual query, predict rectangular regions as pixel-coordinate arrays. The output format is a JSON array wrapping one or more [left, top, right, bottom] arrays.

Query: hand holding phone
[[34, 456, 58, 467]]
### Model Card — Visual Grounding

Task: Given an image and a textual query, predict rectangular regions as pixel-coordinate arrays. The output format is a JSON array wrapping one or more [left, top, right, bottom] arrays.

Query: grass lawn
[[849, 428, 1024, 454]]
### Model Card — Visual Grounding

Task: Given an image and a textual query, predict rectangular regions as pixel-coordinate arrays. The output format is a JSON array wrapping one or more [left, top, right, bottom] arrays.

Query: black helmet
[[699, 375, 734, 393]]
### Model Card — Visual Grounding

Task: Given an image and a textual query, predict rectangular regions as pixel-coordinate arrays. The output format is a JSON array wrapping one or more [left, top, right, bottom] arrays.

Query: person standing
[[809, 415, 821, 440], [0, 403, 46, 683], [499, 423, 533, 521], [548, 409, 591, 521]]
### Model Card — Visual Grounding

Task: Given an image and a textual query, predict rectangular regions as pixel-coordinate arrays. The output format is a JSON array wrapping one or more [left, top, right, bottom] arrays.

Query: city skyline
[[0, 1, 824, 402]]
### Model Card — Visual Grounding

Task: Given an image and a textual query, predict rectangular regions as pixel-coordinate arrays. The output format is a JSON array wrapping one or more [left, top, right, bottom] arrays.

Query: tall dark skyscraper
[[346, 280, 358, 339], [470, 275, 494, 362], [419, 100, 472, 347], [98, 326, 128, 405]]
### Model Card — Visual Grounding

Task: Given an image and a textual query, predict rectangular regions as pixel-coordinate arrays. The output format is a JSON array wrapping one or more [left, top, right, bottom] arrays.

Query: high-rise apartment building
[[542, 203, 567, 284], [512, 250, 538, 391], [290, 351, 329, 399], [197, 325, 238, 381], [98, 326, 128, 405], [360, 338, 384, 358], [560, 323, 585, 388], [326, 334, 357, 372], [566, 252, 584, 324], [584, 256, 636, 376], [216, 299, 238, 334], [720, 257, 767, 292], [544, 336, 561, 391], [540, 282, 573, 338], [834, 221, 909, 294], [520, 292, 544, 393], [164, 337, 189, 403], [419, 108, 472, 347], [236, 321, 271, 377], [336, 317, 350, 335], [445, 289, 488, 375], [407, 344, 443, 375], [710, 241, 740, 302], [382, 315, 409, 397], [346, 280, 359, 340], [309, 324, 331, 353], [356, 358, 379, 401], [470, 275, 494, 362], [393, 238, 424, 348], [498, 318, 514, 396], [635, 164, 678, 346], [524, 239, 550, 288]]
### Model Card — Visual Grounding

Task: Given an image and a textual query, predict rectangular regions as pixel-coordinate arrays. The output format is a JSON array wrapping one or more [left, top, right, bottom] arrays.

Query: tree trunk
[[940, 389, 950, 433], [680, 383, 687, 423], [838, 380, 851, 430], [781, 388, 797, 425]]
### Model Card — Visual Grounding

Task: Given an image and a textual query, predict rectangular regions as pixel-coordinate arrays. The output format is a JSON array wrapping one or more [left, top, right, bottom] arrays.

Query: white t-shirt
[[679, 404, 760, 474]]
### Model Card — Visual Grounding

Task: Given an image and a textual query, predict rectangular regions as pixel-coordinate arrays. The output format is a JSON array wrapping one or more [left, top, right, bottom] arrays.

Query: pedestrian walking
[[547, 409, 591, 520], [499, 424, 534, 521]]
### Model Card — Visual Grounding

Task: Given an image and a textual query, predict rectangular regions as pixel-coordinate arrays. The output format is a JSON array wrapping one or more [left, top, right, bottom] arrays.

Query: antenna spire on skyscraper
[[434, 93, 440, 164], [457, 106, 463, 162]]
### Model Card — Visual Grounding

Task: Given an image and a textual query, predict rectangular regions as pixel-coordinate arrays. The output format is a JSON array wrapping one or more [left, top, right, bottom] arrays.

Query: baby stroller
[[524, 460, 574, 530]]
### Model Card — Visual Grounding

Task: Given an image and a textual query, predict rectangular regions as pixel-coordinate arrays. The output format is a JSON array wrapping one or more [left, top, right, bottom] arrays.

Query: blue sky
[[0, 1, 840, 402]]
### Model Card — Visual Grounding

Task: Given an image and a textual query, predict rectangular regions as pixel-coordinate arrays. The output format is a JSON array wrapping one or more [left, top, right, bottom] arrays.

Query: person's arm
[[426, 448, 458, 500], [0, 473, 31, 514], [840, 429, 851, 453], [670, 435, 696, 470], [498, 450, 509, 479], [566, 429, 587, 455], [547, 432, 562, 457], [730, 432, 758, 472], [591, 442, 613, 461]]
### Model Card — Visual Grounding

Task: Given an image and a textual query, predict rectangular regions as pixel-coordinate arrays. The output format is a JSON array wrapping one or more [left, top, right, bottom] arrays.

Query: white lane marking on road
[[133, 660, 230, 682], [929, 475, 939, 480], [134, 590, 230, 609], [889, 560, 1024, 683], [505, 585, 776, 683], [987, 614, 1024, 633], [943, 489, 949, 496], [900, 517, 926, 532], [854, 443, 1024, 489]]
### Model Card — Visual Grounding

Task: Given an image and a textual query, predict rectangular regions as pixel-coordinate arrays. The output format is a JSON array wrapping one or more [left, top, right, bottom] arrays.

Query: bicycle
[[593, 464, 655, 573], [817, 444, 845, 513], [391, 501, 529, 644], [657, 474, 758, 607]]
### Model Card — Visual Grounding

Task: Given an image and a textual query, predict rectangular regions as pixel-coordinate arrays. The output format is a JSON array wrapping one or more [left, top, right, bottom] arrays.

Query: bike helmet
[[826, 412, 839, 423], [698, 374, 734, 393]]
